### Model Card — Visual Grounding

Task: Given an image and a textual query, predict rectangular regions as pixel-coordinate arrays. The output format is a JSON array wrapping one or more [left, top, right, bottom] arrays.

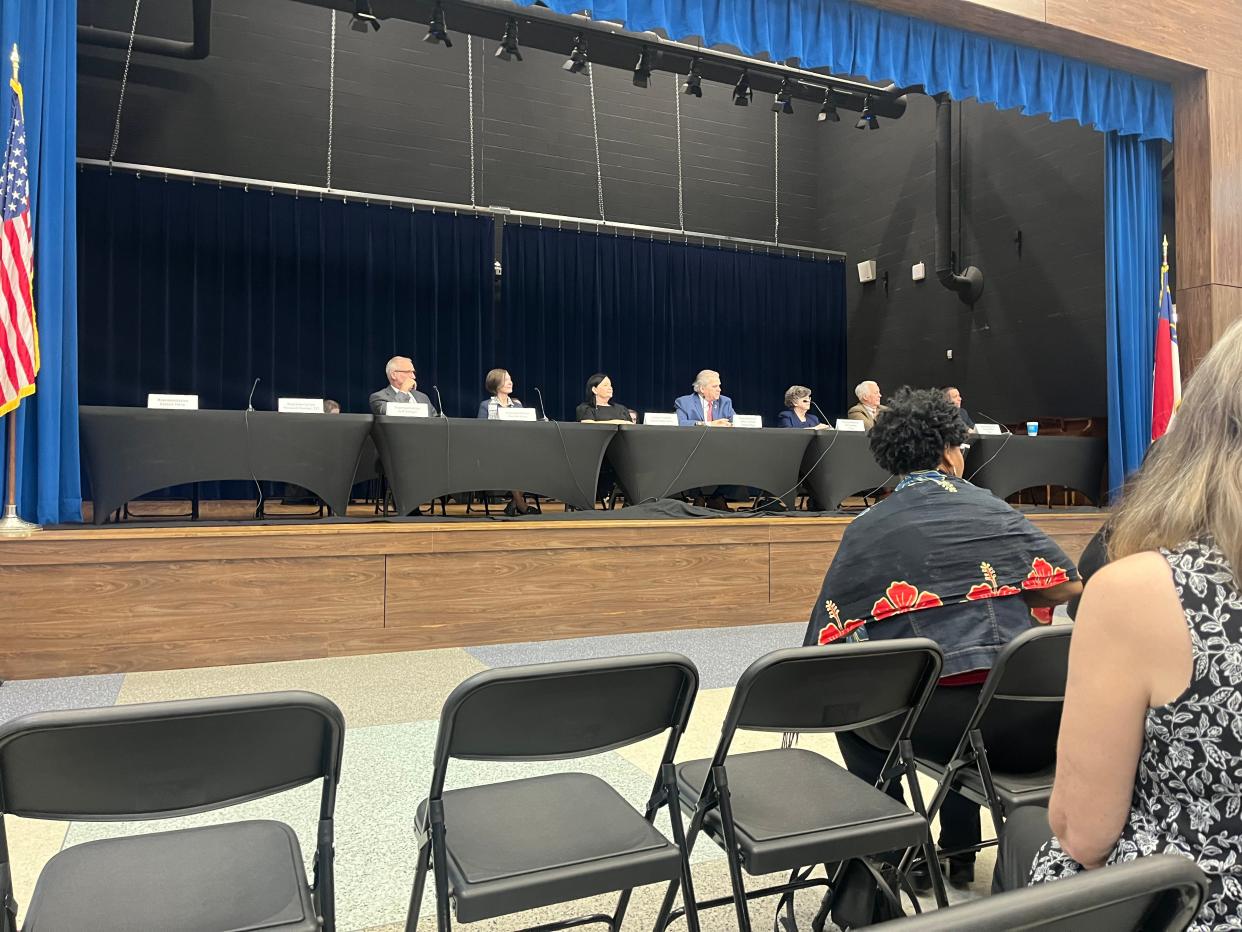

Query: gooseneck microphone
[[974, 411, 1013, 434], [533, 387, 551, 422], [246, 378, 261, 412], [432, 385, 447, 418], [811, 400, 832, 427]]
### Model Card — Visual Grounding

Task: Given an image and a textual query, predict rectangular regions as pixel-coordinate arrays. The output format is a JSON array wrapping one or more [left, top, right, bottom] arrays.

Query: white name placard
[[975, 423, 1004, 436], [278, 397, 325, 414], [147, 393, 199, 410], [643, 412, 679, 426], [835, 418, 866, 431], [386, 402, 431, 418], [496, 406, 537, 421], [732, 414, 763, 429]]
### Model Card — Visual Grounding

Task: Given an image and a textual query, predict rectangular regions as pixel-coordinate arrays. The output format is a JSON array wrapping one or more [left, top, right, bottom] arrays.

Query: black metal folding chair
[[406, 653, 703, 931], [0, 690, 345, 932], [660, 640, 949, 932], [871, 854, 1207, 931], [916, 626, 1071, 858]]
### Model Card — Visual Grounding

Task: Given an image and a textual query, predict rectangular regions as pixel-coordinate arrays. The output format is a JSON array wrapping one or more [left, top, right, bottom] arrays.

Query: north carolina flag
[[1151, 251, 1180, 440]]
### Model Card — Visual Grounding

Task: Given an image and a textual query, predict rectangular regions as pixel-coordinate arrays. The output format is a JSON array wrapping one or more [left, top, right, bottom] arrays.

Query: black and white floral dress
[[1031, 538, 1242, 931]]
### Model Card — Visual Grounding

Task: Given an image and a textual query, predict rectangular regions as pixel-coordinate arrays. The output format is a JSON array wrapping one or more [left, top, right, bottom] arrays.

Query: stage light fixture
[[633, 46, 654, 87], [683, 56, 703, 98], [350, 0, 380, 32], [856, 95, 879, 130], [773, 77, 795, 114], [733, 69, 752, 106], [424, 2, 452, 46], [563, 33, 589, 74], [495, 18, 522, 61], [818, 89, 840, 123]]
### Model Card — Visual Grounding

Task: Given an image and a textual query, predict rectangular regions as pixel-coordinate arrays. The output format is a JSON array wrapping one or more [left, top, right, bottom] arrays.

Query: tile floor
[[0, 622, 1002, 930]]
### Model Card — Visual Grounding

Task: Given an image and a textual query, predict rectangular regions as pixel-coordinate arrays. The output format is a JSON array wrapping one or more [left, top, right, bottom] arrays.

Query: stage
[[0, 506, 1105, 680]]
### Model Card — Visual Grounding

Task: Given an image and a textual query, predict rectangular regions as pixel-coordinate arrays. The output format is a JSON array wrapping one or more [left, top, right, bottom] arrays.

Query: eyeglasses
[[394, 369, 414, 375]]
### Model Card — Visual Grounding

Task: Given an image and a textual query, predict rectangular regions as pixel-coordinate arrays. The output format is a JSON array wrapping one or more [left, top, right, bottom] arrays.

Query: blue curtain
[[516, 0, 1172, 142], [1104, 132, 1162, 496], [0, 0, 79, 524], [499, 223, 847, 422]]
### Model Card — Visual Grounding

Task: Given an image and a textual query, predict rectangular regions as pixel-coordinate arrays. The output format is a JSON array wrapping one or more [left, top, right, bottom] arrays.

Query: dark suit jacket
[[777, 409, 820, 428], [369, 385, 436, 416]]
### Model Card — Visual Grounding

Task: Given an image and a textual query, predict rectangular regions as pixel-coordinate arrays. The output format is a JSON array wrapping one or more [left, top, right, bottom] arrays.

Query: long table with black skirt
[[79, 406, 374, 524], [371, 416, 618, 515], [798, 430, 894, 510], [965, 434, 1107, 504], [605, 424, 814, 507]]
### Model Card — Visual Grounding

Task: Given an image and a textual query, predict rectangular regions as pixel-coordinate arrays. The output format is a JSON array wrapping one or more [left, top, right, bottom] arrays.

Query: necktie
[[705, 399, 714, 422]]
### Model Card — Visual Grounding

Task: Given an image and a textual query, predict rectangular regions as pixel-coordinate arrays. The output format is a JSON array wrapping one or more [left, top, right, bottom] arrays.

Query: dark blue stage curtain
[[498, 223, 847, 423], [1105, 133, 1162, 496], [514, 0, 1172, 142], [0, 0, 81, 525]]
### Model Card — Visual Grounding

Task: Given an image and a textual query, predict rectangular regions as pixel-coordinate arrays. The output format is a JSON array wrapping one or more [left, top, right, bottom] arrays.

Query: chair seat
[[418, 772, 682, 923], [916, 757, 1055, 811], [677, 748, 931, 875], [23, 819, 317, 932]]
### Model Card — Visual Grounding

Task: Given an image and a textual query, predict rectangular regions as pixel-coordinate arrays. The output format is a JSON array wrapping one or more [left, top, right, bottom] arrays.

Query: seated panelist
[[674, 370, 735, 427], [944, 386, 977, 432], [846, 380, 888, 429], [576, 374, 632, 423], [777, 385, 828, 429], [476, 369, 524, 419], [369, 356, 437, 415]]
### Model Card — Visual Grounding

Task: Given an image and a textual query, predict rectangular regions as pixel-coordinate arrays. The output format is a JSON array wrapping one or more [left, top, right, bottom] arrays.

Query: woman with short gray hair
[[777, 385, 825, 429]]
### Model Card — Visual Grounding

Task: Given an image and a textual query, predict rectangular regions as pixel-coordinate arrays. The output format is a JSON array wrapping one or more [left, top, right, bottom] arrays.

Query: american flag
[[1151, 240, 1180, 440], [0, 75, 38, 419]]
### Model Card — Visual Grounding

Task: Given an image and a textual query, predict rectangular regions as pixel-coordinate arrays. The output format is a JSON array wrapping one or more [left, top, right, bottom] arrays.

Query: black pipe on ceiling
[[78, 0, 213, 60], [935, 95, 984, 305]]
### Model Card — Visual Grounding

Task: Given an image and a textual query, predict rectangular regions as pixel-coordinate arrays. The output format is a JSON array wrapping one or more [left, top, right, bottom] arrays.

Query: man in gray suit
[[369, 356, 438, 415]]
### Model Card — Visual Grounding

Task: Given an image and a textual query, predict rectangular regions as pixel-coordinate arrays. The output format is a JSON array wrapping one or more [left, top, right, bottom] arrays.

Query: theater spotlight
[[818, 89, 841, 123], [350, 0, 380, 32], [733, 69, 752, 106], [856, 95, 879, 130], [683, 56, 703, 97], [424, 2, 452, 46], [563, 33, 589, 74], [495, 18, 522, 61], [633, 46, 654, 88], [773, 77, 795, 114]]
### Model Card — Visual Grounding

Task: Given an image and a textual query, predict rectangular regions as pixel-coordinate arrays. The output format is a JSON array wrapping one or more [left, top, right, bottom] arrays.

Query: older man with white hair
[[369, 356, 437, 416], [846, 380, 887, 429], [674, 369, 735, 427]]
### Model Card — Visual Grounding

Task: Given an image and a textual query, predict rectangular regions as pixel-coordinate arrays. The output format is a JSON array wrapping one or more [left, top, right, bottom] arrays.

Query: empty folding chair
[[872, 854, 1207, 931], [0, 690, 345, 932], [916, 625, 1071, 857], [661, 640, 949, 932], [406, 653, 702, 931]]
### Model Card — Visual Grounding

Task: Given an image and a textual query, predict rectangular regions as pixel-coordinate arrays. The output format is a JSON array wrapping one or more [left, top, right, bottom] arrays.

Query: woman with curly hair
[[802, 386, 1082, 887]]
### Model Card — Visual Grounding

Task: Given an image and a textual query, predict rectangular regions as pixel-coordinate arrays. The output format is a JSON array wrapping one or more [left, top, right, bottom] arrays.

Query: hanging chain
[[773, 110, 780, 244], [108, 0, 143, 164], [588, 64, 605, 222], [326, 10, 337, 189], [673, 73, 685, 231], [466, 36, 477, 207]]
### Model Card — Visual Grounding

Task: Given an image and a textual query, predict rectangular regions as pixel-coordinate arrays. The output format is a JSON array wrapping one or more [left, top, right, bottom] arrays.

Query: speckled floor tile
[[0, 673, 124, 727]]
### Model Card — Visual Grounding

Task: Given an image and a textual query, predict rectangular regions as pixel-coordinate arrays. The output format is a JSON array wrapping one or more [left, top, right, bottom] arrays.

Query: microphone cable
[[965, 411, 1015, 484], [244, 377, 264, 518], [531, 387, 595, 514], [433, 385, 449, 518], [740, 401, 841, 516]]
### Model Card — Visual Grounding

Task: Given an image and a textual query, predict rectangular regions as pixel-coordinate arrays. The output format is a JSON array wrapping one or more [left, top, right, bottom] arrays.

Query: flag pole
[[0, 43, 39, 538]]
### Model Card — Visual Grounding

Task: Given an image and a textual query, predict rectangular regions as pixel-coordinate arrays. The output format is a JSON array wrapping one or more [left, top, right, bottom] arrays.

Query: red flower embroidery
[[871, 581, 943, 621], [1022, 557, 1070, 591], [1030, 606, 1055, 625], [818, 600, 866, 644], [965, 562, 1022, 601]]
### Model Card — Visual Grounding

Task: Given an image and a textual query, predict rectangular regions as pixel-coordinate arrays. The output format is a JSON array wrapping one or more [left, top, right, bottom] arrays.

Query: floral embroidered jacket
[[801, 472, 1079, 677]]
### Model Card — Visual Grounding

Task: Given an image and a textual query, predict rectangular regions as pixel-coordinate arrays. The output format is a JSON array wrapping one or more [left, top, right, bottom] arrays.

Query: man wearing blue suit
[[674, 369, 735, 427]]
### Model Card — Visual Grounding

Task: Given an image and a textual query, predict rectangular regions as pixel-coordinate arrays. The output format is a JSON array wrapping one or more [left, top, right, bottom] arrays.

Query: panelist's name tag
[[733, 414, 763, 429], [386, 402, 431, 418], [975, 423, 1004, 436], [643, 412, 679, 426], [835, 418, 866, 431], [278, 397, 325, 414], [147, 393, 199, 410], [496, 406, 537, 422]]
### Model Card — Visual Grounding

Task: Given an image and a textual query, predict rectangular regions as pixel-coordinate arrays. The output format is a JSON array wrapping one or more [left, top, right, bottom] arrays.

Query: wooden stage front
[[0, 512, 1105, 680]]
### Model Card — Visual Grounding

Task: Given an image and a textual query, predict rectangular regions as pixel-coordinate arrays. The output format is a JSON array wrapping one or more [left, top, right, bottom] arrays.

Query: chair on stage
[[0, 691, 345, 932], [661, 641, 949, 932], [871, 854, 1207, 931], [406, 654, 702, 931]]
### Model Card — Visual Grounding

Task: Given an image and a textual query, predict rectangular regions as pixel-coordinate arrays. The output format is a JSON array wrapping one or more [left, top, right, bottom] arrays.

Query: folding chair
[[660, 640, 949, 932], [917, 626, 1071, 858], [871, 854, 1207, 931], [0, 690, 345, 932], [406, 653, 703, 931]]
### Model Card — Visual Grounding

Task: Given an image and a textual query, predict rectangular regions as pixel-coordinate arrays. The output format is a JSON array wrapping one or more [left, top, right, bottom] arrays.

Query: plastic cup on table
[[1026, 421, 1039, 436]]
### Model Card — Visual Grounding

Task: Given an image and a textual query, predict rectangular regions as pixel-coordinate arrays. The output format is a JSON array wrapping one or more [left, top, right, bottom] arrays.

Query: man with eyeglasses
[[370, 356, 437, 416]]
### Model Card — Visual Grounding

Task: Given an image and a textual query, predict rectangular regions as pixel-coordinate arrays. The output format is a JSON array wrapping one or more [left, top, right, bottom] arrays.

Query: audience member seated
[[575, 374, 632, 423], [369, 356, 437, 415], [994, 321, 1242, 931], [801, 387, 1081, 888], [777, 385, 828, 429], [674, 370, 734, 427], [846, 380, 888, 429], [944, 385, 977, 432]]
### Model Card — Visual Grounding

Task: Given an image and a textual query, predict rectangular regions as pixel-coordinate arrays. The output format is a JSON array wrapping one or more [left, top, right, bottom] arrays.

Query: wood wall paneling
[[1208, 71, 1242, 289]]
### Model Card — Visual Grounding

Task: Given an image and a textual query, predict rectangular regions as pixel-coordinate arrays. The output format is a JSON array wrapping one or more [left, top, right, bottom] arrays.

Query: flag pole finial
[[8, 44, 17, 83], [1162, 234, 1168, 265]]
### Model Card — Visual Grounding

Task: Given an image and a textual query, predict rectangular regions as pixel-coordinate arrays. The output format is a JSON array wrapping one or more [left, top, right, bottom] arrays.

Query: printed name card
[[386, 402, 431, 418], [147, 393, 199, 410], [496, 406, 537, 421], [975, 423, 1004, 436], [278, 397, 325, 414], [643, 412, 679, 426], [835, 418, 866, 431], [732, 414, 763, 429]]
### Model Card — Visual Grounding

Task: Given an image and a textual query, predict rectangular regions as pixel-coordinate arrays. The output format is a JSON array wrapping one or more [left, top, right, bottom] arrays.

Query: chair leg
[[610, 888, 634, 931], [405, 841, 431, 932], [714, 768, 753, 932], [661, 766, 702, 932], [654, 808, 706, 929], [430, 823, 453, 932]]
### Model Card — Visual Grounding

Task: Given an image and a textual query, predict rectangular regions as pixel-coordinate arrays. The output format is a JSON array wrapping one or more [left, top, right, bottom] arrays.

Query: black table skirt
[[965, 435, 1106, 504], [80, 407, 373, 524], [371, 417, 618, 515], [799, 431, 893, 510]]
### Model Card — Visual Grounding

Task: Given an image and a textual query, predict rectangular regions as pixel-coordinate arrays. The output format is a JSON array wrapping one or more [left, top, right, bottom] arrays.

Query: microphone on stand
[[533, 387, 551, 422], [246, 378, 261, 412], [432, 385, 447, 418], [811, 400, 832, 427]]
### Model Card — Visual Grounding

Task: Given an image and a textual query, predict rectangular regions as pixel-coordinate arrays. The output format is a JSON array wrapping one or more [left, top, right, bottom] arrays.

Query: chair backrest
[[872, 854, 1207, 931], [0, 690, 345, 821]]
